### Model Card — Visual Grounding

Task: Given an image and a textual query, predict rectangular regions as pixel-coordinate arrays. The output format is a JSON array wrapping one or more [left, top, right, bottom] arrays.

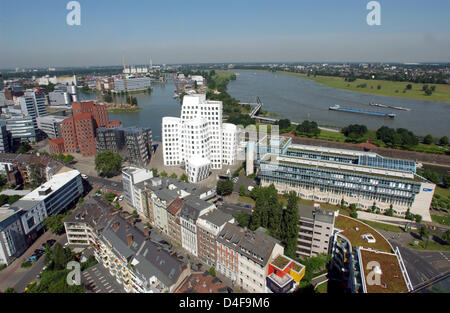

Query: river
[[78, 71, 449, 139], [78, 82, 180, 142], [227, 70, 450, 137]]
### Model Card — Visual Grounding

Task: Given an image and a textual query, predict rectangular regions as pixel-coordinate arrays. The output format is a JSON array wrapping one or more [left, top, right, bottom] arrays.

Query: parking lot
[[82, 264, 123, 294]]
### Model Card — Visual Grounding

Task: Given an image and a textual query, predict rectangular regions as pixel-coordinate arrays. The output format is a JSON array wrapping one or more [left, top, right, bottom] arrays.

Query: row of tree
[[235, 185, 300, 258]]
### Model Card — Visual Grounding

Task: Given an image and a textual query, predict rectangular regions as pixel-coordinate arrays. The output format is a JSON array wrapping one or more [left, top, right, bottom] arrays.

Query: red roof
[[49, 137, 65, 145]]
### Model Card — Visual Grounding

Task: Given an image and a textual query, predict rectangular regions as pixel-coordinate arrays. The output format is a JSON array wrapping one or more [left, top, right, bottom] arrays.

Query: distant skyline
[[1, 0, 450, 68]]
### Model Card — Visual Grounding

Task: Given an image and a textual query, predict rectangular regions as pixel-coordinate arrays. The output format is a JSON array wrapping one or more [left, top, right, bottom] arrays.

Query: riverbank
[[107, 107, 142, 113], [232, 69, 450, 103]]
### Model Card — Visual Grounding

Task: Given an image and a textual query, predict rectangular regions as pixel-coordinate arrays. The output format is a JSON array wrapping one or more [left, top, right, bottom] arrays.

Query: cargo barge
[[329, 105, 396, 118]]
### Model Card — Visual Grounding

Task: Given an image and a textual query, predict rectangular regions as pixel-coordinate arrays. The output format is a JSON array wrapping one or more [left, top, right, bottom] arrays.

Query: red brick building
[[167, 198, 183, 246], [48, 137, 65, 154], [56, 101, 121, 157]]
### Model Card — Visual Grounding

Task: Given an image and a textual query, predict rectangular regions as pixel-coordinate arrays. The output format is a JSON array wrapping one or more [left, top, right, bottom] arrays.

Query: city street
[[0, 231, 65, 292], [377, 229, 450, 289]]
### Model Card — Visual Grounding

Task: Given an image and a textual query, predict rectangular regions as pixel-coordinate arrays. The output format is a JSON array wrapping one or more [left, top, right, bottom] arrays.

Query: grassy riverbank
[[107, 107, 142, 113], [232, 69, 450, 103]]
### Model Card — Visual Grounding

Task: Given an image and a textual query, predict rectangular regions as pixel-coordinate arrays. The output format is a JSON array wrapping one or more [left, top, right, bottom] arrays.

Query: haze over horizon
[[1, 0, 449, 69]]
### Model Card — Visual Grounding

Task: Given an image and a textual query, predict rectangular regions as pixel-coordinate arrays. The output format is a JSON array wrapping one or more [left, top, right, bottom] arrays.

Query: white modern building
[[113, 76, 152, 92], [37, 115, 66, 139], [162, 94, 240, 182], [19, 90, 47, 119], [186, 157, 211, 183], [121, 167, 154, 211], [10, 168, 83, 237]]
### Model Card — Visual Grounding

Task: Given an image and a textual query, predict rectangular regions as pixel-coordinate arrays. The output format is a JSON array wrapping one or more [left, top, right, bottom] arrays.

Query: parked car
[[118, 195, 124, 201], [81, 174, 88, 179], [46, 239, 56, 246], [26, 255, 38, 263]]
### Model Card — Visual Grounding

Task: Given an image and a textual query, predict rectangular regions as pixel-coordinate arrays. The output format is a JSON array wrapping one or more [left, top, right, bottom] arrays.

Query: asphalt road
[[13, 235, 67, 292], [389, 239, 450, 289]]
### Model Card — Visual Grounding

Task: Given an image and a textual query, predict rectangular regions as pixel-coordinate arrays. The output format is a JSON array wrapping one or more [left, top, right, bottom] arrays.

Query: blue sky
[[0, 0, 449, 68]]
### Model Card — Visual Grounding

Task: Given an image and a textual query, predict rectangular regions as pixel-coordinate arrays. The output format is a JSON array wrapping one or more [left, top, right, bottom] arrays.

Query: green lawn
[[435, 187, 450, 199], [315, 281, 328, 293], [237, 196, 255, 205], [359, 219, 405, 233], [408, 237, 450, 251], [431, 214, 450, 226], [275, 71, 450, 103]]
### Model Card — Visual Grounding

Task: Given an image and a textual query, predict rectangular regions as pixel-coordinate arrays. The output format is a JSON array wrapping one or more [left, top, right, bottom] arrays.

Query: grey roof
[[217, 223, 280, 267], [146, 177, 213, 198], [64, 195, 115, 233], [199, 209, 233, 227], [298, 204, 335, 225], [100, 213, 185, 288], [180, 197, 212, 221], [152, 188, 179, 203], [10, 199, 38, 211], [0, 207, 22, 230]]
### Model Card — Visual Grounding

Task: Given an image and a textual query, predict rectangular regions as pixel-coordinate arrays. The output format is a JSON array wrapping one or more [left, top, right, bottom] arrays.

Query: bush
[[209, 267, 216, 277], [21, 261, 33, 268]]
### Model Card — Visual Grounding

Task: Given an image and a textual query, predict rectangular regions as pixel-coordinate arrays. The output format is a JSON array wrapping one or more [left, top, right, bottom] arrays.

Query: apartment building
[[19, 90, 47, 120], [65, 195, 190, 293], [36, 115, 65, 139], [257, 140, 435, 221], [162, 94, 240, 182], [179, 198, 216, 257], [0, 207, 28, 265], [0, 125, 10, 153], [121, 167, 154, 213], [166, 198, 184, 246], [296, 204, 336, 258], [96, 127, 126, 153], [216, 224, 285, 293], [124, 127, 152, 166], [196, 209, 234, 267]]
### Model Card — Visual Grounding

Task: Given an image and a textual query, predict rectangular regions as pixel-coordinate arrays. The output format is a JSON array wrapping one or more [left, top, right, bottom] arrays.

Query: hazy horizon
[[1, 0, 449, 68]]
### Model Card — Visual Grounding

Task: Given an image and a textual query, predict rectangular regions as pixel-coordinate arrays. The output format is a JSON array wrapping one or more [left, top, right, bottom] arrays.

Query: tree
[[132, 210, 138, 218], [29, 163, 46, 188], [385, 204, 394, 217], [277, 119, 291, 132], [282, 191, 299, 258], [216, 180, 234, 196], [78, 197, 84, 205], [342, 124, 368, 143], [0, 174, 7, 188], [160, 171, 168, 178], [180, 173, 188, 182], [170, 173, 177, 179], [209, 267, 216, 277], [3, 287, 17, 293], [234, 211, 251, 228], [405, 208, 414, 221], [296, 121, 320, 137], [151, 168, 158, 177], [104, 192, 116, 203], [423, 135, 434, 145], [406, 84, 412, 90], [439, 136, 449, 146], [239, 185, 247, 196], [17, 142, 31, 154], [414, 215, 422, 223], [443, 230, 450, 244], [95, 151, 122, 178], [443, 174, 450, 189], [63, 155, 74, 164], [419, 226, 429, 239], [423, 169, 440, 184], [44, 215, 65, 235]]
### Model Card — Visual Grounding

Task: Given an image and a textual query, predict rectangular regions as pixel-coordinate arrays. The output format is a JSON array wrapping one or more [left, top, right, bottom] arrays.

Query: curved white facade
[[162, 94, 240, 181]]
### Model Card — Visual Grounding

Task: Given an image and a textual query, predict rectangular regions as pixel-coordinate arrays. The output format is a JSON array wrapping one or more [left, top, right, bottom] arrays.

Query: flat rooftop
[[359, 248, 409, 293], [18, 169, 80, 202], [335, 215, 392, 253]]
